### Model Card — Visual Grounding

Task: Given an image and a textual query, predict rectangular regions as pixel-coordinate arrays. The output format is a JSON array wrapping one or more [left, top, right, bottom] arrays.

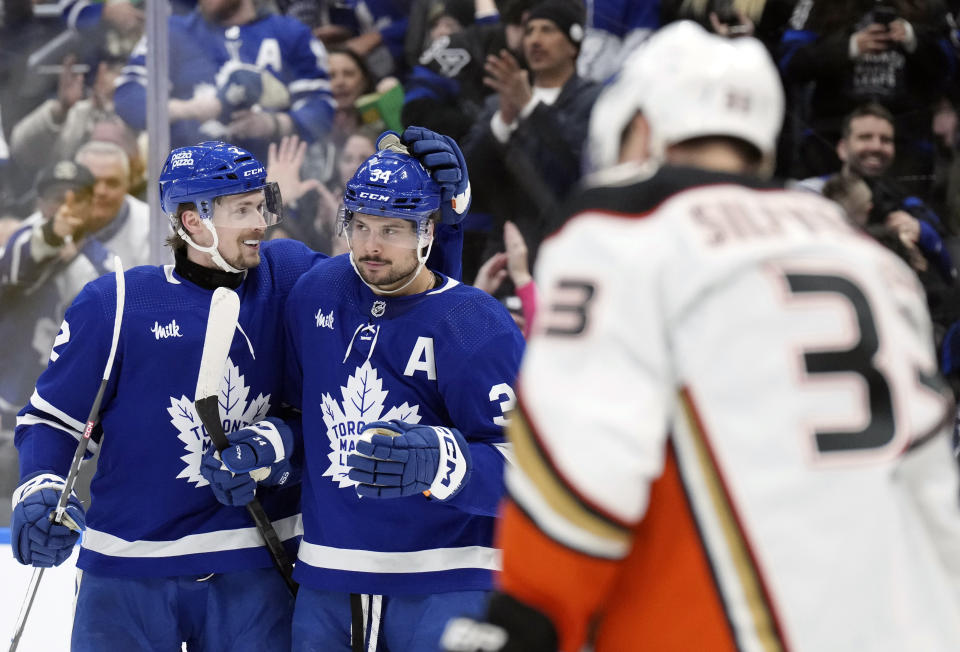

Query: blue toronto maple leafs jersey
[[283, 254, 525, 595], [114, 8, 335, 158], [15, 239, 324, 577]]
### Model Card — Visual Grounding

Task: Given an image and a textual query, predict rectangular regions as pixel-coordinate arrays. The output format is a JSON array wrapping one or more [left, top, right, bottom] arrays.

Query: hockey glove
[[347, 420, 472, 500], [401, 126, 472, 225], [11, 473, 85, 567], [218, 417, 292, 475], [200, 418, 295, 506], [200, 453, 256, 507]]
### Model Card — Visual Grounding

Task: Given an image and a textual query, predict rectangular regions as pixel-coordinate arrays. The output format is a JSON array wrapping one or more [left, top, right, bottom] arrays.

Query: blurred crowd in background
[[4, 0, 960, 525]]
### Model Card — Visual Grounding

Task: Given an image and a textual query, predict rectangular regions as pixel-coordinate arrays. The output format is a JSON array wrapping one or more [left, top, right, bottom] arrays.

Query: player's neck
[[665, 143, 756, 176], [175, 247, 244, 290]]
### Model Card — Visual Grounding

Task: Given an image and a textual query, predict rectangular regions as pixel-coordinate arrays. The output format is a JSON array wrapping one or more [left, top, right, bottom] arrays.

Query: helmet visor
[[210, 182, 283, 229], [340, 210, 428, 250]]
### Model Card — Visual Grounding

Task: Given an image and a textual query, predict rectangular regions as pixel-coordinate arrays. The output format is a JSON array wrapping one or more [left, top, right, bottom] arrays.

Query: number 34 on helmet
[[338, 139, 443, 251]]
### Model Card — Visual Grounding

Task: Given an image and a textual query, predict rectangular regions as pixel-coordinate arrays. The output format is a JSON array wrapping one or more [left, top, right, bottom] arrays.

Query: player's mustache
[[359, 257, 388, 264]]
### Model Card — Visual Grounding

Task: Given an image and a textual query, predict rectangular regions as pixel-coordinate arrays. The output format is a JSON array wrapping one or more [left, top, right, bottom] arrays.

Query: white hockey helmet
[[587, 21, 785, 171]]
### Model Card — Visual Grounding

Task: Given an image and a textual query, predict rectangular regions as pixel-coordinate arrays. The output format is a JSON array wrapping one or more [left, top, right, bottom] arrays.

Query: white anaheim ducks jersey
[[499, 165, 960, 652]]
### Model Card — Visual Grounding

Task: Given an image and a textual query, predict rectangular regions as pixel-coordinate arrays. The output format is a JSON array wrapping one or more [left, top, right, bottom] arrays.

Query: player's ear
[[180, 208, 204, 237]]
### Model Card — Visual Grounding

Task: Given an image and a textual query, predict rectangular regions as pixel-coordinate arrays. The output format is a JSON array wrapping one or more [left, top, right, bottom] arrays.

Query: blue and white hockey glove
[[219, 418, 292, 475], [200, 418, 295, 506], [11, 472, 85, 567], [401, 126, 472, 225], [347, 420, 472, 500]]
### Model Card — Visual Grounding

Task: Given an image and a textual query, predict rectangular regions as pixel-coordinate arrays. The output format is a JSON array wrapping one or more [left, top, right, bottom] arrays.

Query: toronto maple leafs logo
[[167, 357, 271, 487], [320, 361, 421, 487]]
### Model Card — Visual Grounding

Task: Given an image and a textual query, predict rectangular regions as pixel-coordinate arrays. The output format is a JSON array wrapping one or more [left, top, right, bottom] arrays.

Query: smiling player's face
[[209, 190, 268, 270]]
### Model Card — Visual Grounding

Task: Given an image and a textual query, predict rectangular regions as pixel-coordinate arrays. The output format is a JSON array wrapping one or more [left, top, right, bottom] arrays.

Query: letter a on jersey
[[403, 336, 437, 380]]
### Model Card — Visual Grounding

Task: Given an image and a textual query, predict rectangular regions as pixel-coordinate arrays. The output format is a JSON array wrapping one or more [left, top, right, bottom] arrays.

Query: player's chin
[[358, 267, 391, 286], [230, 246, 262, 269]]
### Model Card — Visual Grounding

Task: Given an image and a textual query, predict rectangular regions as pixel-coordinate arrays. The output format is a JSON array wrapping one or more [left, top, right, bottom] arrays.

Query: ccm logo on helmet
[[243, 167, 264, 177], [359, 191, 391, 201]]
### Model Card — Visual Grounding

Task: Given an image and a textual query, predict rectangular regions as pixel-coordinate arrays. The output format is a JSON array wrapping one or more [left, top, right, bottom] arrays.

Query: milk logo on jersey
[[151, 319, 183, 339], [315, 307, 335, 330], [166, 357, 271, 487], [320, 361, 422, 487]]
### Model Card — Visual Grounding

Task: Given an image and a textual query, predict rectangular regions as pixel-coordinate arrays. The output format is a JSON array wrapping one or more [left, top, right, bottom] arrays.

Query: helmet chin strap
[[178, 220, 244, 274], [349, 234, 435, 296]]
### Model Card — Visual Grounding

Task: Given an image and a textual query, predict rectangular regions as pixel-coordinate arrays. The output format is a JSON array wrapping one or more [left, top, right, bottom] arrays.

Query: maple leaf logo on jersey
[[167, 357, 271, 487], [320, 361, 422, 488]]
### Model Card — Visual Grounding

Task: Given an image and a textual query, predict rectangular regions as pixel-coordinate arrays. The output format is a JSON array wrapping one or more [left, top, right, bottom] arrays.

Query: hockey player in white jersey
[[442, 21, 960, 652]]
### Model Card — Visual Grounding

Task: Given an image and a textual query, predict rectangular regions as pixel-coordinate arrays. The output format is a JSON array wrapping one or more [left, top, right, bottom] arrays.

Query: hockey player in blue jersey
[[11, 129, 470, 649], [272, 134, 524, 650], [114, 0, 336, 160], [10, 141, 314, 650]]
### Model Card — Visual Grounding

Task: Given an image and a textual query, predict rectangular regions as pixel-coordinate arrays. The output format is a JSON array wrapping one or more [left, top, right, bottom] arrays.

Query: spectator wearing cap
[[401, 0, 510, 141], [0, 159, 94, 525], [9, 53, 127, 189], [0, 147, 152, 522], [461, 0, 601, 281]]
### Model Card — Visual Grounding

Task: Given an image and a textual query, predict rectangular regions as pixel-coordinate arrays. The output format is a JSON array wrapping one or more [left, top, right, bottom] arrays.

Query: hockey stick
[[9, 256, 125, 652], [194, 287, 298, 596]]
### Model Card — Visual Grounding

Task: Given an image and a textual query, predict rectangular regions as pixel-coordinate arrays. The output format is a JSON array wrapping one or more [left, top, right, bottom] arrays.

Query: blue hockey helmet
[[341, 145, 442, 226], [158, 141, 281, 225]]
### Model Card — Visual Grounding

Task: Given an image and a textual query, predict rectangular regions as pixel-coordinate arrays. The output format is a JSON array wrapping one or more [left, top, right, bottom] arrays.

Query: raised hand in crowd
[[884, 209, 928, 271], [267, 134, 339, 218], [708, 9, 754, 38], [267, 135, 322, 206], [474, 220, 533, 294], [167, 87, 221, 123], [102, 0, 144, 34], [226, 110, 282, 142], [483, 49, 532, 125], [472, 221, 536, 336], [50, 190, 90, 246], [473, 250, 509, 295], [503, 219, 531, 287], [853, 23, 894, 55], [886, 18, 915, 48]]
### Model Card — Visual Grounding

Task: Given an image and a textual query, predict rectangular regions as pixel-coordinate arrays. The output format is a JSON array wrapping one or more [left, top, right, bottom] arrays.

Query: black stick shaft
[[194, 396, 298, 596]]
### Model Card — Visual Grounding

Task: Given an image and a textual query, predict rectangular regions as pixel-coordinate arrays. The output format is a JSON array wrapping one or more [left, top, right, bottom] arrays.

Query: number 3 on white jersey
[[774, 264, 946, 461]]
